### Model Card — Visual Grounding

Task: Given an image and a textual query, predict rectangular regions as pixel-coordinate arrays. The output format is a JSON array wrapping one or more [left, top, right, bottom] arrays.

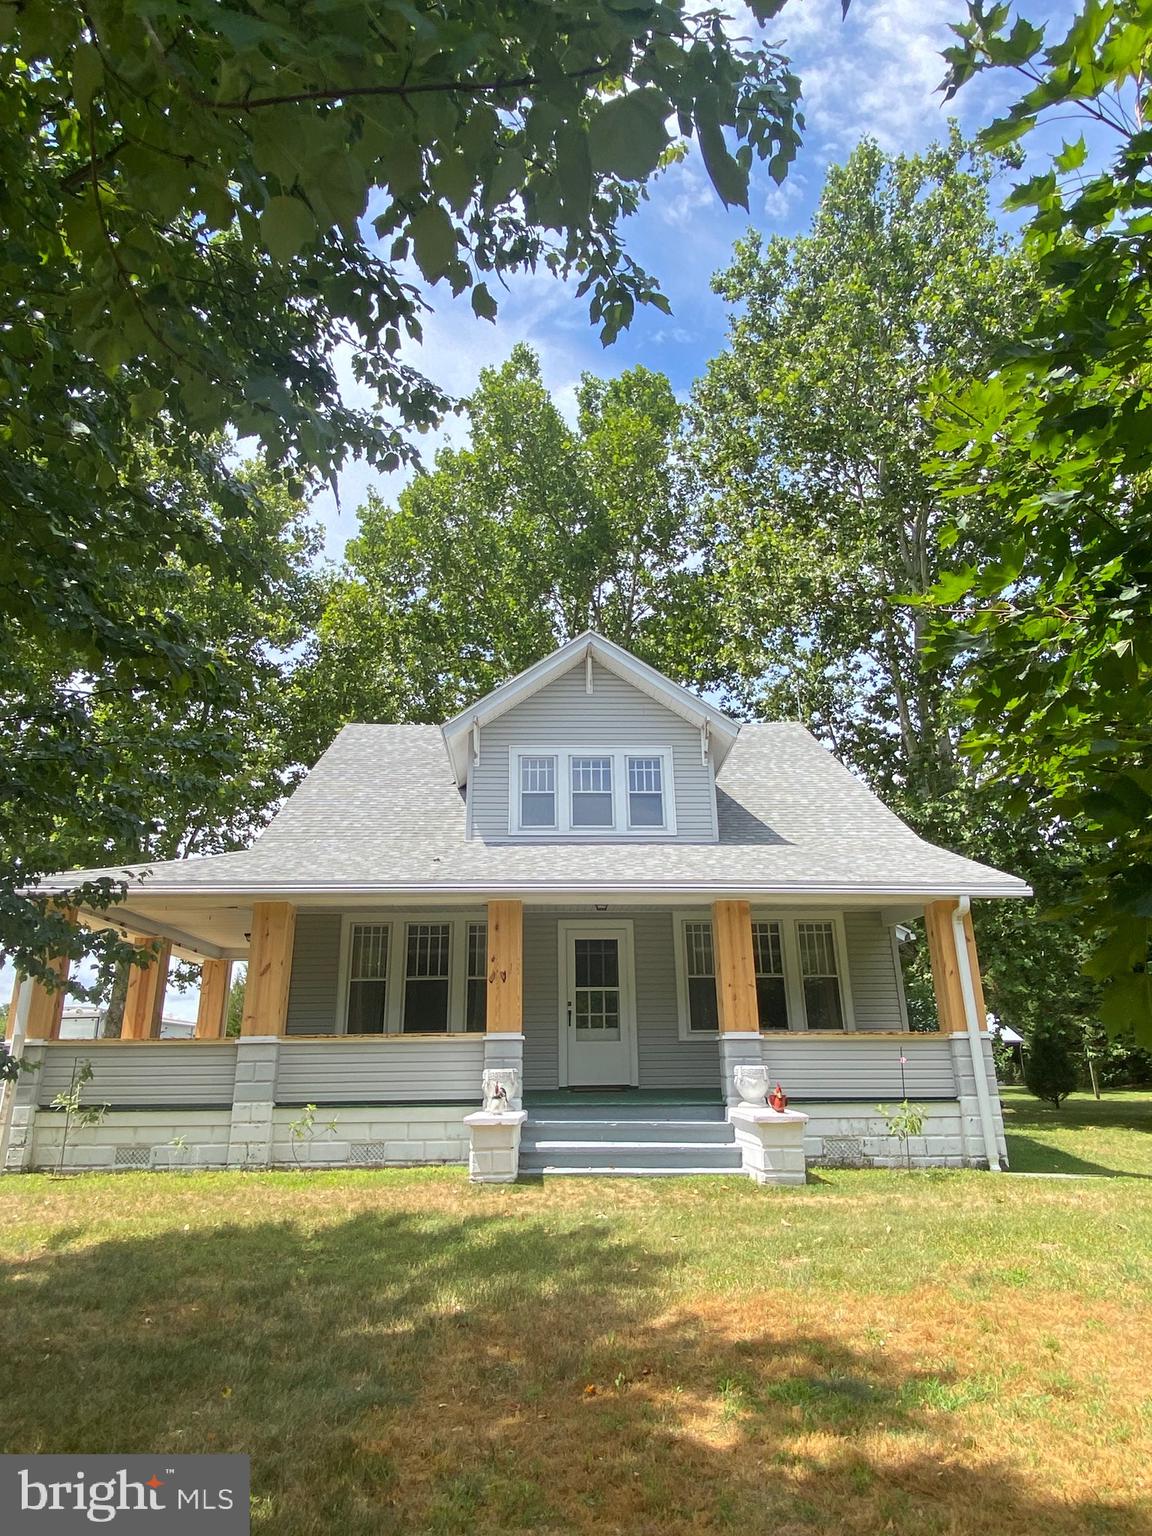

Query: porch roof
[[37, 722, 1030, 921]]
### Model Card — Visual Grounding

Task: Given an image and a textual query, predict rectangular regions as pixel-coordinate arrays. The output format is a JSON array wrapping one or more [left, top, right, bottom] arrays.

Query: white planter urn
[[733, 1065, 771, 1106], [481, 1068, 520, 1113]]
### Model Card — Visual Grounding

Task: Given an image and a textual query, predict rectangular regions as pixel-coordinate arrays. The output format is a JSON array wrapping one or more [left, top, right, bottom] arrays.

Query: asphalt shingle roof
[[42, 723, 1030, 900]]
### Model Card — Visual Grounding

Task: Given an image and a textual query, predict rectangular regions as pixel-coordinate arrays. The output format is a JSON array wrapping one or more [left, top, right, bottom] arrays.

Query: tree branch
[[195, 60, 610, 113]]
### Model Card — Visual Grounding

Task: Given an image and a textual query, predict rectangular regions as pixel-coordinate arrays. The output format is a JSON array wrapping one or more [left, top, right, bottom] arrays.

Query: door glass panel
[[573, 937, 621, 1039]]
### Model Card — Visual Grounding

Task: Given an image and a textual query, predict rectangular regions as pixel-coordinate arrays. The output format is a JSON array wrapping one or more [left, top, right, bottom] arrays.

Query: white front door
[[559, 921, 638, 1088]]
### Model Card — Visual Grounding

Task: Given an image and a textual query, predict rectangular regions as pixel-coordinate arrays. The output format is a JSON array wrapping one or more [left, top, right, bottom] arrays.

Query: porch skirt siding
[[275, 1038, 485, 1103], [36, 1042, 239, 1106]]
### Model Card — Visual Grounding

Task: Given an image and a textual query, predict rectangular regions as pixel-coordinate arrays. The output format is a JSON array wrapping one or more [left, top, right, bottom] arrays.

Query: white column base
[[464, 1109, 528, 1183], [482, 1033, 524, 1109], [729, 1104, 809, 1186], [718, 1032, 766, 1106]]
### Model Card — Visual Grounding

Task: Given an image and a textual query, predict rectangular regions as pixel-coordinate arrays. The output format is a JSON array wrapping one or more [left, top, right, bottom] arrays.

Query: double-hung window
[[752, 920, 789, 1030], [570, 756, 614, 827], [682, 920, 720, 1032], [465, 921, 488, 1032], [796, 920, 845, 1030], [627, 755, 665, 828], [346, 922, 390, 1034], [520, 756, 557, 828], [402, 922, 451, 1033]]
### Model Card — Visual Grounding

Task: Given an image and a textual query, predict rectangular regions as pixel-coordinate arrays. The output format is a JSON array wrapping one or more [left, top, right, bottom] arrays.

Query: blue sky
[[317, 0, 1080, 560], [9, 1, 1086, 1022]]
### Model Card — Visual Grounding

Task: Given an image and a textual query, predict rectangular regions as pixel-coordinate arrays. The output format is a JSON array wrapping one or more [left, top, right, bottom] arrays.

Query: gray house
[[2, 634, 1028, 1182]]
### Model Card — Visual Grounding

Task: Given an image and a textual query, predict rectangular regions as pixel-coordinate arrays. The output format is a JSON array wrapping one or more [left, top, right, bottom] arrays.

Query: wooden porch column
[[712, 900, 759, 1034], [121, 937, 173, 1040], [486, 900, 523, 1032], [924, 901, 987, 1033], [240, 902, 296, 1036], [195, 958, 232, 1039], [24, 907, 78, 1040]]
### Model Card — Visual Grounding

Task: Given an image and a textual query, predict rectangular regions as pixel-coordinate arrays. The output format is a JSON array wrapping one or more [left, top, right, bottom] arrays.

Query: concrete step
[[523, 1101, 725, 1123], [519, 1140, 743, 1173], [523, 1117, 735, 1146], [532, 1166, 745, 1178]]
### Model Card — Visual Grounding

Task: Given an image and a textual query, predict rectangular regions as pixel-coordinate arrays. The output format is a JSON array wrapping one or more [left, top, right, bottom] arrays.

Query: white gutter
[[48, 879, 1033, 901], [0, 977, 35, 1174], [952, 897, 1002, 1172]]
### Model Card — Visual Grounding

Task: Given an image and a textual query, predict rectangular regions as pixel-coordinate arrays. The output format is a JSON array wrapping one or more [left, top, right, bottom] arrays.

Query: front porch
[[2, 895, 1006, 1180]]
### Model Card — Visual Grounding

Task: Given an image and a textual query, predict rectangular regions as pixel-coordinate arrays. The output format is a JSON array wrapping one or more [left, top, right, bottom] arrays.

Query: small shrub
[[877, 1100, 926, 1170], [1023, 1028, 1078, 1107]]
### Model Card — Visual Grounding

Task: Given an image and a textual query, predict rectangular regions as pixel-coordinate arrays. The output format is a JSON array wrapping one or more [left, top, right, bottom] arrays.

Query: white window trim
[[335, 911, 487, 1036], [673, 909, 855, 1041], [507, 745, 677, 837]]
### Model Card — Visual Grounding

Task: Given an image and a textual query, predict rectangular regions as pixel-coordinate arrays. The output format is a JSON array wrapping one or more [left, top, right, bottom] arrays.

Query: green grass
[[1, 1092, 1150, 1536], [1001, 1086, 1152, 1177]]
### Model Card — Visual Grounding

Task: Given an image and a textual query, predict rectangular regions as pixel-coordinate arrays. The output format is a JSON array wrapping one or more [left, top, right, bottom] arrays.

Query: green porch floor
[[522, 1087, 721, 1107]]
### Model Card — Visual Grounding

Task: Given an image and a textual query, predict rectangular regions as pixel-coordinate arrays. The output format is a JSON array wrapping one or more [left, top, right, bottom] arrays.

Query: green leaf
[[259, 196, 316, 261], [1055, 136, 1087, 172], [471, 282, 498, 322], [409, 203, 458, 282], [588, 90, 671, 181], [694, 95, 748, 210], [71, 41, 104, 114]]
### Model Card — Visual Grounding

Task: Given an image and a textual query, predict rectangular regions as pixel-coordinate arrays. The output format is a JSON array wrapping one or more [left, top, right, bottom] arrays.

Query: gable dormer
[[441, 634, 739, 844]]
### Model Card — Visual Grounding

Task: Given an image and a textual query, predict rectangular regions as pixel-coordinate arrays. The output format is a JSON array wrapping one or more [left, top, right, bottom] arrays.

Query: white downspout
[[0, 977, 35, 1173], [952, 897, 1002, 1172]]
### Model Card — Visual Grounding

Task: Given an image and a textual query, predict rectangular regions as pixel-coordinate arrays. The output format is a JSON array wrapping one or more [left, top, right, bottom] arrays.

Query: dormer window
[[520, 755, 557, 828], [510, 747, 676, 835], [570, 756, 614, 827]]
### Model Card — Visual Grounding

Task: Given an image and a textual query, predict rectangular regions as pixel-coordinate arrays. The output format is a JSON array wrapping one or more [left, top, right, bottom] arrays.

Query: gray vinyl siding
[[36, 1043, 238, 1106], [523, 912, 560, 1090], [633, 911, 719, 1090], [286, 911, 342, 1034], [842, 909, 905, 1030], [760, 1036, 957, 1098], [469, 660, 717, 841], [275, 1039, 484, 1103]]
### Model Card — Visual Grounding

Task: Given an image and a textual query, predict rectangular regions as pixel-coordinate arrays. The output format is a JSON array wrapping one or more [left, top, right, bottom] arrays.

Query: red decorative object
[[768, 1081, 788, 1112]]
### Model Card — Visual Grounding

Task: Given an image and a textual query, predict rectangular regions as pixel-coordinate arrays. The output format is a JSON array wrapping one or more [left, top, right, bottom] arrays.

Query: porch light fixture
[[594, 904, 608, 911]]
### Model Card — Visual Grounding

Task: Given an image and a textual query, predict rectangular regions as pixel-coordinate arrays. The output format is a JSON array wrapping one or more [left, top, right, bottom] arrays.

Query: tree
[[689, 129, 1033, 804], [290, 345, 696, 751], [1, 445, 323, 1001], [226, 968, 246, 1039], [931, 4, 1152, 1043], [687, 132, 1093, 1042], [2, 0, 814, 983], [1023, 1026, 1078, 1109]]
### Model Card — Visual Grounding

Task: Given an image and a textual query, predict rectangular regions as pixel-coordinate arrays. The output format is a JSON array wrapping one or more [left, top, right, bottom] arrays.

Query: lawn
[[1, 1093, 1150, 1536]]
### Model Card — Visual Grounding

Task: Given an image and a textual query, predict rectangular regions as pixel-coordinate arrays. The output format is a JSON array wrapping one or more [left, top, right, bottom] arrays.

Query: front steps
[[519, 1101, 743, 1177]]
